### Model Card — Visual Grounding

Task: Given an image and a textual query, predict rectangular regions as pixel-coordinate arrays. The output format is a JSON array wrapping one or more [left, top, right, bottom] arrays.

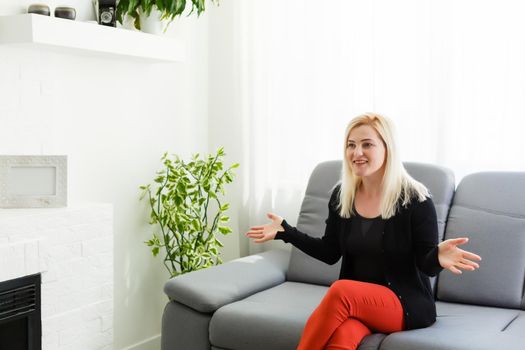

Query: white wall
[[207, 0, 246, 258], [0, 1, 236, 349]]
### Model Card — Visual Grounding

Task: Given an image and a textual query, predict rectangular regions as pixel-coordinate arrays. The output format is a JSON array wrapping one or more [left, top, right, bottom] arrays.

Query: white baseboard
[[121, 334, 161, 350]]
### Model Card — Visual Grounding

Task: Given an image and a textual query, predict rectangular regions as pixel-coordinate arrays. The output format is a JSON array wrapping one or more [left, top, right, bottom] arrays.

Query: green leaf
[[175, 0, 186, 17], [214, 238, 224, 247], [128, 0, 139, 14], [176, 181, 186, 194], [152, 247, 159, 256], [220, 203, 230, 211], [191, 220, 200, 231], [218, 226, 232, 234]]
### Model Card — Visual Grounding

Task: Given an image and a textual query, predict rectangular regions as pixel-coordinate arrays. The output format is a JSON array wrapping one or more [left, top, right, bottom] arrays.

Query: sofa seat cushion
[[380, 302, 525, 350], [209, 281, 327, 350], [209, 281, 387, 350], [434, 302, 523, 331], [504, 311, 525, 337]]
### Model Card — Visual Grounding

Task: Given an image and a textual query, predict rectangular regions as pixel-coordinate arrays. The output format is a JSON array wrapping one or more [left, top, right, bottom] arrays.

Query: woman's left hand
[[438, 237, 482, 274]]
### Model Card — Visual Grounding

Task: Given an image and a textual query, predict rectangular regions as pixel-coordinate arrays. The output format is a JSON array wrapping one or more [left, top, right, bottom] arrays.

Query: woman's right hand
[[245, 213, 285, 243]]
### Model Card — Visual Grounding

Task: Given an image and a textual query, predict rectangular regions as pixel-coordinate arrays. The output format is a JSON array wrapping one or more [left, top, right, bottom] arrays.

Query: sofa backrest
[[286, 160, 455, 286], [403, 162, 455, 294], [286, 160, 342, 285], [403, 162, 455, 241], [437, 172, 525, 310]]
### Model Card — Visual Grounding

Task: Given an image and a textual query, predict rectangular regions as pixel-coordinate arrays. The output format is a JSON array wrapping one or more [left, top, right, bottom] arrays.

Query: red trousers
[[297, 280, 405, 350]]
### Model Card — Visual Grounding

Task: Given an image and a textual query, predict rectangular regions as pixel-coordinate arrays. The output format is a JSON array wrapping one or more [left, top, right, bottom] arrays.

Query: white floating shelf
[[0, 14, 185, 63]]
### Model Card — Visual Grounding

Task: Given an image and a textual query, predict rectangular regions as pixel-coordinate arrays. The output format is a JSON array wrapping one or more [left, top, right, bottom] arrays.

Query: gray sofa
[[161, 161, 525, 350]]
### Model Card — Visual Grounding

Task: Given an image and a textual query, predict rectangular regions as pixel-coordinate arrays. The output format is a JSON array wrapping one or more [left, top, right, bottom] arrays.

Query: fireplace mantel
[[0, 14, 186, 63]]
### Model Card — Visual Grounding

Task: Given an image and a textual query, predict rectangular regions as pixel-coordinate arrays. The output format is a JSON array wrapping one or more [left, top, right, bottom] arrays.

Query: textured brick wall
[[0, 204, 113, 350]]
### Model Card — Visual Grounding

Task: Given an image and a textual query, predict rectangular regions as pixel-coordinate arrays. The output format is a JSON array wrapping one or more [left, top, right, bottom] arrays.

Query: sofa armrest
[[163, 248, 290, 313]]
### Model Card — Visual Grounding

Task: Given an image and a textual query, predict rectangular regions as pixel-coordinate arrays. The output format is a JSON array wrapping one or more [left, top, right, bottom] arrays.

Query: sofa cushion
[[437, 172, 525, 309], [209, 281, 328, 350], [380, 301, 525, 350], [381, 328, 525, 350], [403, 162, 455, 241], [403, 162, 455, 295], [433, 301, 521, 331], [438, 205, 525, 308], [446, 172, 525, 217], [504, 311, 525, 337], [286, 160, 342, 286], [209, 281, 386, 350]]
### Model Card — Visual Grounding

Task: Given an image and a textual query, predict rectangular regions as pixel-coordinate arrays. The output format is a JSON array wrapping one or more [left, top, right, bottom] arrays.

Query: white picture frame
[[0, 155, 67, 208]]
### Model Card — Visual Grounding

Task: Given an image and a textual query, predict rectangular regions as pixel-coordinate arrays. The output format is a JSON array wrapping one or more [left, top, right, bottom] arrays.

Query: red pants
[[297, 280, 405, 350]]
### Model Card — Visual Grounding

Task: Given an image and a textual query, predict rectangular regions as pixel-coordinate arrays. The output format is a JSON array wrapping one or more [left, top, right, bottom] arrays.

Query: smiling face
[[346, 124, 387, 179]]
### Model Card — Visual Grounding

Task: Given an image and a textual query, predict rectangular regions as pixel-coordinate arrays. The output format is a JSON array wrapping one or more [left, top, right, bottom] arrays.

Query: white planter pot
[[140, 8, 168, 35], [120, 14, 139, 31]]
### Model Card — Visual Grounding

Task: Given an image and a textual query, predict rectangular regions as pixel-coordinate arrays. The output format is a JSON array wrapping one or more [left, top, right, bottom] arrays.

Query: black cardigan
[[274, 184, 444, 330]]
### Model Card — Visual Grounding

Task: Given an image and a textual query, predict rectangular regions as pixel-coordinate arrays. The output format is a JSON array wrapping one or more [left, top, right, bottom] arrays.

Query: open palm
[[438, 237, 482, 274], [245, 213, 285, 243]]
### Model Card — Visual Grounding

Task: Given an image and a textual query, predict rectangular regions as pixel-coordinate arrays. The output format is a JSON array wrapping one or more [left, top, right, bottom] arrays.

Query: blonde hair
[[335, 112, 429, 219]]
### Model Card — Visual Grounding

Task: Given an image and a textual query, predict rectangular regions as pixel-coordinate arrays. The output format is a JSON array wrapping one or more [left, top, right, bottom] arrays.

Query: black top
[[347, 211, 385, 286], [274, 184, 444, 330]]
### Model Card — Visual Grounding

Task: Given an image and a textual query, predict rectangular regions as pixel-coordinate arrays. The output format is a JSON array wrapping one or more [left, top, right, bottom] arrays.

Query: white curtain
[[235, 0, 525, 254]]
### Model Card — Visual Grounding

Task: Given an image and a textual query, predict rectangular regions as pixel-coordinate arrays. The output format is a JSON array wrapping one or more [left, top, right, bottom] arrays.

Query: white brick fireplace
[[0, 204, 113, 349]]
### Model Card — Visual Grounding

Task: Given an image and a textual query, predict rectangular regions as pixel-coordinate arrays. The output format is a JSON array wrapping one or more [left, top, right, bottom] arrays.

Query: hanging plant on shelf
[[140, 147, 239, 277], [116, 0, 219, 33]]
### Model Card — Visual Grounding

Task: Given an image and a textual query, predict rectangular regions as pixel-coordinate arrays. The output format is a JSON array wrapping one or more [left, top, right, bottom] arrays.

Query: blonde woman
[[245, 113, 482, 350]]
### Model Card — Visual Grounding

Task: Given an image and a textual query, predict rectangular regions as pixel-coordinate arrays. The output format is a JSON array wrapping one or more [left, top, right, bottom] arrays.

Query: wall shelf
[[0, 14, 185, 63]]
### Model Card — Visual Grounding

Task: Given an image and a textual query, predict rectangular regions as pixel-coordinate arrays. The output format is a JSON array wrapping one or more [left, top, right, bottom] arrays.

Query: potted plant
[[116, 0, 219, 33], [140, 147, 239, 277]]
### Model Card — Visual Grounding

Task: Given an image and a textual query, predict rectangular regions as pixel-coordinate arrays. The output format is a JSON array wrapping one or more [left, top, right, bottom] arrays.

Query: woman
[[245, 113, 482, 350]]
